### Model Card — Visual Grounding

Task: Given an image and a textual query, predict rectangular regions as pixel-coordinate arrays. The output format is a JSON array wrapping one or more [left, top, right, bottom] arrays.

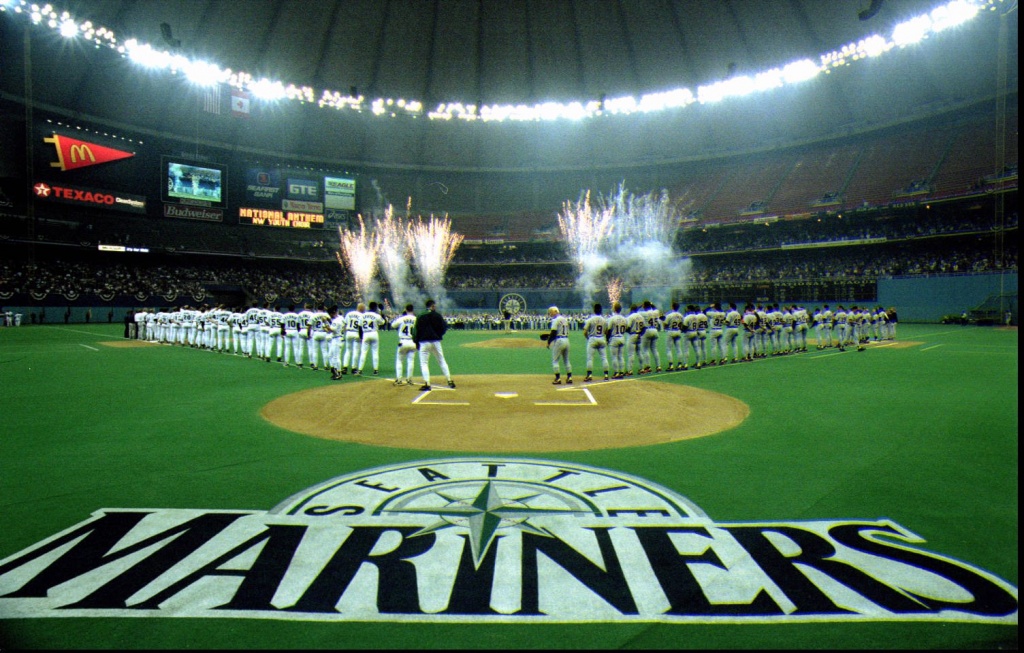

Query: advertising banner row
[[25, 118, 356, 230]]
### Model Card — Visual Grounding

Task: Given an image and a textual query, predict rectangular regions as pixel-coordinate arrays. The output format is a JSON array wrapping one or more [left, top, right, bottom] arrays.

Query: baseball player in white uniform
[[357, 302, 385, 375], [340, 304, 364, 375], [281, 305, 302, 366], [391, 304, 418, 385], [264, 306, 284, 361], [329, 307, 346, 379], [582, 303, 610, 382], [308, 306, 333, 370]]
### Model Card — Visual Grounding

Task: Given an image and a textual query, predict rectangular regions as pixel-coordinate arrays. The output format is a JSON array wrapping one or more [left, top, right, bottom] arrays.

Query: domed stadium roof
[[0, 0, 1016, 172]]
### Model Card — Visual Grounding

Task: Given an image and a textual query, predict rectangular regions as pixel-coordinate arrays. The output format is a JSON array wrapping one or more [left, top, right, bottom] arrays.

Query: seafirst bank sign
[[0, 459, 1017, 623]]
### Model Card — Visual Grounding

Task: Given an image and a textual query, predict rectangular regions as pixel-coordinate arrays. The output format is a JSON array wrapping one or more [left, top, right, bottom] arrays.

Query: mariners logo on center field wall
[[0, 459, 1017, 623]]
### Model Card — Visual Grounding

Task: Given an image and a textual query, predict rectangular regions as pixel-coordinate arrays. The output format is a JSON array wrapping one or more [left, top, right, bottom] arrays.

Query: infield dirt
[[261, 374, 749, 452]]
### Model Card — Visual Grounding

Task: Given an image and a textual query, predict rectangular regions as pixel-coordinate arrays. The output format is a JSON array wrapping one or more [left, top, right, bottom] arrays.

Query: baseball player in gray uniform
[[606, 302, 629, 379], [641, 301, 662, 373], [662, 302, 685, 371], [582, 303, 610, 382], [546, 306, 573, 384]]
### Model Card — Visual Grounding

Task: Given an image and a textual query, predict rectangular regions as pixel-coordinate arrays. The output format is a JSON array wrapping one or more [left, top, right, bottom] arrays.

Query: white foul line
[[921, 344, 944, 351], [535, 387, 597, 406], [79, 344, 99, 351]]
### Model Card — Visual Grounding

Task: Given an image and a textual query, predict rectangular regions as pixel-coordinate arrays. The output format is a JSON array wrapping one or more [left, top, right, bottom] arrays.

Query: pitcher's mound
[[261, 374, 748, 452]]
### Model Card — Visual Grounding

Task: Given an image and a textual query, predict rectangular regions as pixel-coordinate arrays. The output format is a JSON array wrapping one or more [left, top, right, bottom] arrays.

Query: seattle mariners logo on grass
[[0, 459, 1017, 623]]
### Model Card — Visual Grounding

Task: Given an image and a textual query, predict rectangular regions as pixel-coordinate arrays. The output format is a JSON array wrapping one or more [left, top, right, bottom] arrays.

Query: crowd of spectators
[[2, 231, 1014, 301], [1, 198, 1016, 300]]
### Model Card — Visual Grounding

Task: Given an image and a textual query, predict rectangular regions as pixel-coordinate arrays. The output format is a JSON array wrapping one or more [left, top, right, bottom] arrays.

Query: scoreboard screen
[[162, 158, 227, 207], [238, 207, 325, 228]]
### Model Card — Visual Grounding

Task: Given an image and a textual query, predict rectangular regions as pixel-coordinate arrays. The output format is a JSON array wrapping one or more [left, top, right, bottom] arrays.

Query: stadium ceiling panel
[[0, 0, 1015, 170]]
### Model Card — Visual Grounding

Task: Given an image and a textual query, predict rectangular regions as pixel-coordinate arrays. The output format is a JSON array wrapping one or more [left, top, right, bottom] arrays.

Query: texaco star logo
[[0, 458, 1017, 623], [33, 182, 51, 197]]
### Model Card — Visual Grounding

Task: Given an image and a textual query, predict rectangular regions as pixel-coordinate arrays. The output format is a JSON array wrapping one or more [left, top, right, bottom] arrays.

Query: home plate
[[495, 392, 519, 399]]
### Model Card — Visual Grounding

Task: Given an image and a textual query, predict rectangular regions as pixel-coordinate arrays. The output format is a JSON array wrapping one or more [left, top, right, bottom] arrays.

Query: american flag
[[203, 84, 222, 114]]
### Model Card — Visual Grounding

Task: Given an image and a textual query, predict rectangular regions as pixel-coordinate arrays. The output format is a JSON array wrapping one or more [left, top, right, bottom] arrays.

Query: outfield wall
[[878, 271, 1017, 323], [1, 272, 1018, 325]]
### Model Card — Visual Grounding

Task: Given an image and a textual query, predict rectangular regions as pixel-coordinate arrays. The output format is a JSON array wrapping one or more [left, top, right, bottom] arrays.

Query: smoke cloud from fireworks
[[559, 183, 691, 308]]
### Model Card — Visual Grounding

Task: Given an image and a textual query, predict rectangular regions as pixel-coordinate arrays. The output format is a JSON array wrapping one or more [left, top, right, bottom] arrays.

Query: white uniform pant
[[395, 340, 416, 380], [283, 331, 300, 363], [343, 332, 361, 370], [358, 333, 380, 372], [309, 333, 330, 367], [419, 340, 452, 385]]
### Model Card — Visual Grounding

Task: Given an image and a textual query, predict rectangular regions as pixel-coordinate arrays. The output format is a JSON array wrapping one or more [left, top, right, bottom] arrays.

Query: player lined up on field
[[544, 301, 897, 384], [132, 301, 457, 389]]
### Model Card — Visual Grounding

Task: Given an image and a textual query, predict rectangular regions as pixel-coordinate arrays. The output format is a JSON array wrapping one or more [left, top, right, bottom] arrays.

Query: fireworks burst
[[557, 190, 615, 274], [408, 214, 464, 301], [600, 183, 679, 252], [337, 215, 379, 301], [373, 204, 416, 305], [606, 277, 624, 307]]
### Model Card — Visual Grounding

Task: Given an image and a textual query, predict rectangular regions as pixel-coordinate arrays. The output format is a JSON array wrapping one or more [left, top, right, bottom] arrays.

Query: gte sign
[[0, 459, 1017, 623], [286, 178, 319, 200]]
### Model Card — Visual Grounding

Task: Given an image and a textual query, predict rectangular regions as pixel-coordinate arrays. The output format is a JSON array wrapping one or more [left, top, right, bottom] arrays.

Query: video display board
[[161, 158, 227, 208]]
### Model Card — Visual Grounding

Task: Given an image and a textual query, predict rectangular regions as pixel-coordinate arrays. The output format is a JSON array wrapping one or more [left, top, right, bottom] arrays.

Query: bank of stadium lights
[[1, 0, 1007, 122]]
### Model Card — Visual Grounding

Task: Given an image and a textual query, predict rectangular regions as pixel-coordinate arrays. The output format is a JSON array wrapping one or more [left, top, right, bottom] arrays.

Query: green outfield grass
[[0, 323, 1017, 649]]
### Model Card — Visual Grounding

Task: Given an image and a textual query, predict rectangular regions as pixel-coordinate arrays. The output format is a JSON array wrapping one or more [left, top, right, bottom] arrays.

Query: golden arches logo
[[69, 144, 96, 164], [43, 133, 134, 172]]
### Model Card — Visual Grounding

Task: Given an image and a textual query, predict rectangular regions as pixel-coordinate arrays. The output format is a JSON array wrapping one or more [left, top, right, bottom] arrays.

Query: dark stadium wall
[[879, 271, 1018, 323]]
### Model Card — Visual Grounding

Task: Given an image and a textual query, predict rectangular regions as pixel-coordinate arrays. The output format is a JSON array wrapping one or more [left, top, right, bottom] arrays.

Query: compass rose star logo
[[380, 480, 592, 568]]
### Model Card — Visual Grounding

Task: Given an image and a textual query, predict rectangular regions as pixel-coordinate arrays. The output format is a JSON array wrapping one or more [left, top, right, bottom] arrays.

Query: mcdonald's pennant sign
[[43, 134, 135, 172]]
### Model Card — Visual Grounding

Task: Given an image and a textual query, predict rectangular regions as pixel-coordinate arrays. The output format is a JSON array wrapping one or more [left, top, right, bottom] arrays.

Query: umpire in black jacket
[[413, 299, 456, 391]]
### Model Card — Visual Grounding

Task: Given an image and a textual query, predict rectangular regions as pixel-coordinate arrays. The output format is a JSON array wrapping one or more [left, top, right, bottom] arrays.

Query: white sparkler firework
[[373, 204, 419, 306], [337, 215, 379, 301], [557, 190, 615, 305], [407, 214, 464, 303]]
